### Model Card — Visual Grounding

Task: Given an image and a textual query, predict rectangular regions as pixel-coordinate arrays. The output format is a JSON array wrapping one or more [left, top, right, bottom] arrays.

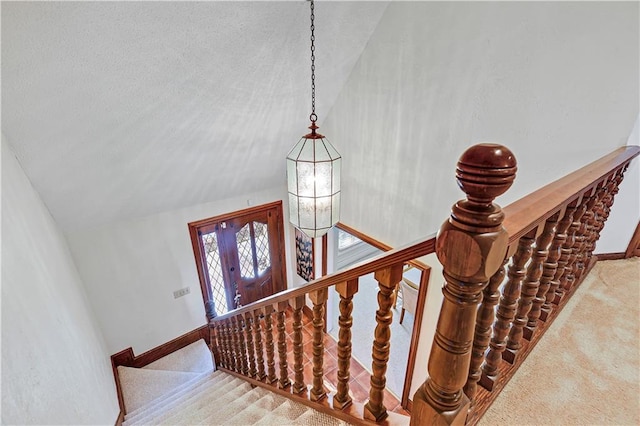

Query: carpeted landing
[[118, 340, 352, 425], [480, 258, 640, 425]]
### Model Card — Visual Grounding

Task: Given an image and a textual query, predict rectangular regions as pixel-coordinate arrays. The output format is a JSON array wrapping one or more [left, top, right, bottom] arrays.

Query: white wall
[[321, 1, 638, 401], [598, 115, 640, 253], [2, 136, 119, 424], [322, 1, 639, 249], [66, 187, 296, 355]]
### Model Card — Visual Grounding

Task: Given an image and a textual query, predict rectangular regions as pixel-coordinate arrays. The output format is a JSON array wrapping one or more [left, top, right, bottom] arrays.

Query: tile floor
[[280, 311, 409, 416]]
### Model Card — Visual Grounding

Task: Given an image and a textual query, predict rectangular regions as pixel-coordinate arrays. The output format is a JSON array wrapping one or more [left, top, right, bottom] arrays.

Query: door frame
[[188, 201, 288, 318]]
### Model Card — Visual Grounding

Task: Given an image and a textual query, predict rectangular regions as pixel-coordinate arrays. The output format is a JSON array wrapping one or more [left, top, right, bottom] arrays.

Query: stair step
[[118, 366, 202, 413], [154, 378, 258, 425], [125, 373, 241, 425], [124, 370, 227, 423], [223, 390, 287, 425], [141, 377, 253, 425]]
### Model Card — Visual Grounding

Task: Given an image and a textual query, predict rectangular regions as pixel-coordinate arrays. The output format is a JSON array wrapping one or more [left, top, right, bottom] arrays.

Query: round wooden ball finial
[[456, 143, 517, 203]]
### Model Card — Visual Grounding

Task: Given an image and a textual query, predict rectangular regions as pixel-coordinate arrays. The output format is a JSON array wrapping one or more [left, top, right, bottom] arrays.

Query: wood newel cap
[[456, 143, 517, 204]]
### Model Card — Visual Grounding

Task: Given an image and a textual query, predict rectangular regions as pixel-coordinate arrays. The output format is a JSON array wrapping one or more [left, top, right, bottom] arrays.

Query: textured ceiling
[[1, 1, 388, 230]]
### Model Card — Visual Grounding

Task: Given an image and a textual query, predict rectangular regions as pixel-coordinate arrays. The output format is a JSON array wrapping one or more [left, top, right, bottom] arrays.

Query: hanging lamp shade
[[287, 123, 341, 239]]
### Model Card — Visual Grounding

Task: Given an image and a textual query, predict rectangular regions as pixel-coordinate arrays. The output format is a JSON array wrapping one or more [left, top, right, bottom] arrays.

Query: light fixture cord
[[309, 0, 317, 123]]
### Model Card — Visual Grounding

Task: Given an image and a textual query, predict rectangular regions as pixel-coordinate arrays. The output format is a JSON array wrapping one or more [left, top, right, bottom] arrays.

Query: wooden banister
[[502, 145, 639, 244], [205, 143, 638, 426], [212, 235, 436, 322]]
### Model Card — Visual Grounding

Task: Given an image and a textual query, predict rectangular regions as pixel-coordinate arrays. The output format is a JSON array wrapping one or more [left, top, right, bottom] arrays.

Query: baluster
[[572, 188, 598, 287], [253, 309, 267, 380], [230, 316, 241, 372], [526, 212, 560, 335], [364, 264, 404, 422], [541, 205, 573, 318], [219, 321, 228, 369], [333, 279, 358, 410], [505, 221, 555, 360], [225, 319, 234, 370], [291, 296, 306, 395], [574, 187, 600, 282], [559, 199, 588, 295], [592, 168, 626, 253], [264, 305, 278, 384], [552, 202, 577, 304], [276, 301, 291, 389], [481, 233, 533, 381], [465, 258, 507, 401], [211, 323, 221, 367], [583, 181, 609, 265], [412, 144, 515, 426], [309, 289, 328, 402], [245, 311, 257, 377], [237, 315, 249, 375]]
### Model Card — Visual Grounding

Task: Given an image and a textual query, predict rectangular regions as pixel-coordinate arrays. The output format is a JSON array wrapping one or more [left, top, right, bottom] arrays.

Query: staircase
[[118, 340, 351, 425]]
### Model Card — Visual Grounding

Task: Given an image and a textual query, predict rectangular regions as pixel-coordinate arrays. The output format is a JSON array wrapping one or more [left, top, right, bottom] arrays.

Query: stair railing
[[209, 143, 638, 425], [210, 229, 436, 424], [410, 144, 639, 426]]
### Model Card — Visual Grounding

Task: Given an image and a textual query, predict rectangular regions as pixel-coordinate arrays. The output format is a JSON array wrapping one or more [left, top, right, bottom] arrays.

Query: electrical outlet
[[173, 287, 190, 299]]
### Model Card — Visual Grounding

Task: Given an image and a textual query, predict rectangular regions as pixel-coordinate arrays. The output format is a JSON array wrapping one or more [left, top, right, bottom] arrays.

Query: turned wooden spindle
[[465, 257, 507, 400], [214, 323, 224, 368], [309, 289, 328, 402], [559, 199, 587, 294], [483, 232, 533, 373], [333, 279, 358, 410], [291, 295, 306, 395], [507, 219, 555, 351], [591, 168, 626, 251], [526, 212, 560, 334], [583, 182, 608, 265], [253, 309, 267, 380], [245, 311, 257, 377], [541, 205, 573, 317], [364, 264, 404, 422], [264, 305, 278, 384], [276, 301, 291, 389], [210, 324, 221, 367], [412, 144, 516, 426], [230, 316, 242, 372], [571, 188, 598, 286], [237, 315, 249, 375], [552, 203, 577, 304], [223, 320, 232, 369], [503, 230, 538, 360]]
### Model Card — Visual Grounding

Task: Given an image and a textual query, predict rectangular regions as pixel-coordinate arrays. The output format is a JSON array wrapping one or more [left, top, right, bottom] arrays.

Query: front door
[[189, 201, 287, 316]]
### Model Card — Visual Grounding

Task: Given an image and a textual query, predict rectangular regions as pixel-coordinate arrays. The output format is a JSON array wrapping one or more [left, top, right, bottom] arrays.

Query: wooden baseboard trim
[[110, 324, 211, 415], [114, 410, 124, 426], [594, 252, 626, 261]]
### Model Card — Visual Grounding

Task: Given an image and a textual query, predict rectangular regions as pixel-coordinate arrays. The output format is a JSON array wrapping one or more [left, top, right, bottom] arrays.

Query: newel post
[[411, 144, 516, 425]]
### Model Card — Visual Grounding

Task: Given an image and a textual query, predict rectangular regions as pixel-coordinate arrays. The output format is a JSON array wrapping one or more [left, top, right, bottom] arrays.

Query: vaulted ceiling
[[2, 1, 388, 231]]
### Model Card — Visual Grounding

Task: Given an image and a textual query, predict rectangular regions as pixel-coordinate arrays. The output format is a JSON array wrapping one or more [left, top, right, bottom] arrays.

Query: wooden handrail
[[503, 146, 640, 244], [211, 233, 436, 321]]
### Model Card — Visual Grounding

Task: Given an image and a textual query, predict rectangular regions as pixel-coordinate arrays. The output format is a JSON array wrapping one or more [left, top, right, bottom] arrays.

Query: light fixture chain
[[310, 0, 317, 123]]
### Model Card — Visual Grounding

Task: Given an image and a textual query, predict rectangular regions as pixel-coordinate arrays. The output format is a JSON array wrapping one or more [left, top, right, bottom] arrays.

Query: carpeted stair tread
[[252, 398, 310, 425], [222, 389, 287, 425], [155, 379, 260, 425], [123, 370, 229, 423], [128, 376, 250, 425], [118, 366, 203, 413], [143, 340, 214, 374]]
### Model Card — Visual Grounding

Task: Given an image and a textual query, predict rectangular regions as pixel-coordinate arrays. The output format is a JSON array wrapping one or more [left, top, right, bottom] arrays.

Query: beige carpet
[[120, 339, 354, 425], [480, 258, 640, 426]]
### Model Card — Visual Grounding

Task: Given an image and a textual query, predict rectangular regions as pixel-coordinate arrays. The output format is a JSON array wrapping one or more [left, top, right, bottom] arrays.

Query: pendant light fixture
[[286, 0, 341, 239]]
